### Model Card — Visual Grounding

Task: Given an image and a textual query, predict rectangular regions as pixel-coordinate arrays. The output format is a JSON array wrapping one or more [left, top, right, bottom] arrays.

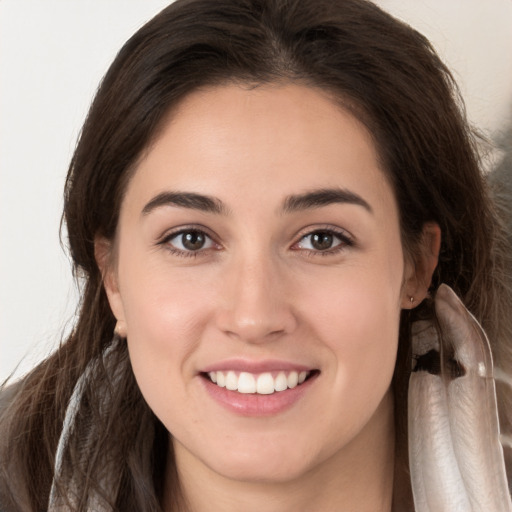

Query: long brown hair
[[1, 0, 511, 510]]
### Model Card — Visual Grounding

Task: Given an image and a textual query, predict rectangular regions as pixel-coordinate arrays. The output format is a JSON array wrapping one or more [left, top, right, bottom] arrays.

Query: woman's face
[[103, 83, 416, 483]]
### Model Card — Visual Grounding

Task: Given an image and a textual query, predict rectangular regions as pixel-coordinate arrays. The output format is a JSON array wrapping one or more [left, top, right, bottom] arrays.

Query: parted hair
[[1, 0, 511, 510]]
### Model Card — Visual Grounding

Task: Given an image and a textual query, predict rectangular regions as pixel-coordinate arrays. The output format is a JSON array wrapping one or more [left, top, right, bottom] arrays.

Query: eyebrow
[[142, 191, 228, 216], [282, 188, 373, 214], [141, 187, 372, 217]]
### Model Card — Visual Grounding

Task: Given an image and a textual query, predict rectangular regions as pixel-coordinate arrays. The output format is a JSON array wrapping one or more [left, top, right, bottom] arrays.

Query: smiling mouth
[[202, 370, 319, 395]]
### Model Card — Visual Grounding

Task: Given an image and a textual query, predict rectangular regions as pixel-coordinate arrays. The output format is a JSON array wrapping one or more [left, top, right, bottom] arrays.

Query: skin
[[97, 83, 440, 511]]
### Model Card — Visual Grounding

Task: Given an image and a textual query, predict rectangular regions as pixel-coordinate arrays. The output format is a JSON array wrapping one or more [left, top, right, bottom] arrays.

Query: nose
[[215, 254, 297, 343]]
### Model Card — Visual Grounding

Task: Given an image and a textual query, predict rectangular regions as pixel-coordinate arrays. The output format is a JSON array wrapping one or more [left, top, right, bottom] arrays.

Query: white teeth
[[207, 369, 312, 394], [256, 372, 275, 394], [225, 371, 238, 391], [287, 371, 299, 389], [274, 372, 288, 391], [238, 372, 256, 394]]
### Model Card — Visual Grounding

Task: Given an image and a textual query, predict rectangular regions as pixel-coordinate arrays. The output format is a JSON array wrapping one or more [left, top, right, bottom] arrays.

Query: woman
[[1, 0, 511, 510]]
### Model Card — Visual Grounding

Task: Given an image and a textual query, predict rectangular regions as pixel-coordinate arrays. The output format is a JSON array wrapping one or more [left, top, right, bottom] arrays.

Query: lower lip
[[200, 373, 318, 416]]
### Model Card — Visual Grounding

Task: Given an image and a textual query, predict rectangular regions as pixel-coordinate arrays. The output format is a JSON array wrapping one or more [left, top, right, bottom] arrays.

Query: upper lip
[[200, 358, 315, 374]]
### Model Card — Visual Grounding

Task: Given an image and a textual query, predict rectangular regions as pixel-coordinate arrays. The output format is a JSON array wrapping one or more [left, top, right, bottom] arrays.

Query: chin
[[209, 453, 316, 484], [188, 431, 323, 484]]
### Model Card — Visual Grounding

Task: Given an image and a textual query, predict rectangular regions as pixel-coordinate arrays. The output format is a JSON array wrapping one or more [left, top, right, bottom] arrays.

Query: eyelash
[[158, 226, 354, 258], [292, 226, 354, 256], [158, 227, 219, 259]]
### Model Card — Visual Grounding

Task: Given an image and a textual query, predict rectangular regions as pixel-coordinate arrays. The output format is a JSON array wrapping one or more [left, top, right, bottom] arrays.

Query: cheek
[[119, 264, 219, 425], [340, 290, 399, 396], [117, 253, 218, 381], [302, 259, 402, 413], [313, 279, 400, 366], [302, 247, 403, 340]]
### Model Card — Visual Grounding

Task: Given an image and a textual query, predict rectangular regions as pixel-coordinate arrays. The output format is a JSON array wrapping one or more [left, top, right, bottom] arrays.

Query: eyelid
[[290, 225, 355, 252], [158, 223, 217, 242], [157, 224, 222, 256], [156, 223, 354, 257]]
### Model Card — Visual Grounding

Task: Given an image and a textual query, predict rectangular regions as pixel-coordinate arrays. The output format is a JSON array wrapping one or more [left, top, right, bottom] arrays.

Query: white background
[[1, 0, 512, 383]]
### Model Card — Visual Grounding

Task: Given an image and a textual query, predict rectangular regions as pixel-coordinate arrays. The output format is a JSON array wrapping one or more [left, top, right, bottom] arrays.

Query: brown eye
[[295, 229, 352, 253], [182, 231, 206, 250], [311, 232, 334, 250], [166, 229, 215, 253]]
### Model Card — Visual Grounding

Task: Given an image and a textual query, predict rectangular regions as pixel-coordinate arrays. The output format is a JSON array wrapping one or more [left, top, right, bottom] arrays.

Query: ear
[[401, 222, 441, 309], [94, 236, 127, 337]]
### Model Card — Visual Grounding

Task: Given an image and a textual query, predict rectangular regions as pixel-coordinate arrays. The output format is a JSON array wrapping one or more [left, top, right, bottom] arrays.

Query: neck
[[164, 392, 395, 512]]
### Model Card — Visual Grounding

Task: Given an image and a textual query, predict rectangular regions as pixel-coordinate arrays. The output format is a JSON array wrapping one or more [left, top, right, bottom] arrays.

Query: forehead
[[124, 83, 395, 218]]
